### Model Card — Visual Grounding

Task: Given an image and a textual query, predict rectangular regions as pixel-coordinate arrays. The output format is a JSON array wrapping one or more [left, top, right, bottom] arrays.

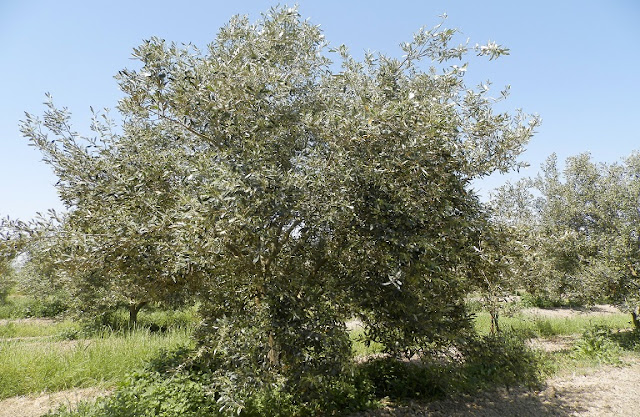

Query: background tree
[[4, 6, 538, 411], [492, 152, 640, 327], [16, 101, 197, 325], [0, 257, 14, 303]]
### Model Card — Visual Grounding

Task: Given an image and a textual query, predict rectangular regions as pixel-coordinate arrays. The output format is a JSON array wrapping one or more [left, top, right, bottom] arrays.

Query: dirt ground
[[348, 358, 640, 416], [0, 318, 55, 326], [521, 304, 623, 319], [0, 388, 107, 417]]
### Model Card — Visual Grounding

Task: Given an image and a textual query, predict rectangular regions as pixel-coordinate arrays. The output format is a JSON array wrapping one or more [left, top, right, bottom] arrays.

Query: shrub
[[0, 269, 15, 304], [360, 357, 447, 400], [48, 371, 217, 417], [23, 294, 70, 317], [572, 325, 622, 364], [459, 332, 548, 391], [519, 292, 580, 309], [48, 347, 374, 417]]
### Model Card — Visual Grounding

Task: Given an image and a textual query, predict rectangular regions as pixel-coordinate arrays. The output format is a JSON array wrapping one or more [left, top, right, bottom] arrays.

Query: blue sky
[[1, 0, 639, 220]]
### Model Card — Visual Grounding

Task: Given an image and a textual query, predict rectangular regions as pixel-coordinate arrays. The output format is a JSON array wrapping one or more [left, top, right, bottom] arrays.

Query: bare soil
[[350, 359, 640, 416], [521, 304, 623, 319], [527, 335, 577, 353], [0, 318, 55, 326], [0, 388, 108, 417]]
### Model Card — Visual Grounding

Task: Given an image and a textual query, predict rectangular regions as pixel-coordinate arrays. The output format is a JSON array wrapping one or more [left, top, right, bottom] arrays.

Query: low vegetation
[[0, 326, 192, 400], [473, 310, 632, 338], [0, 287, 639, 416], [0, 319, 79, 338]]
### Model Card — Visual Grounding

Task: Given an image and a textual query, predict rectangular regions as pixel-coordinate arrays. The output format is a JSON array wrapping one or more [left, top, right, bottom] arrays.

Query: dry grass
[[0, 387, 109, 417], [522, 304, 623, 318]]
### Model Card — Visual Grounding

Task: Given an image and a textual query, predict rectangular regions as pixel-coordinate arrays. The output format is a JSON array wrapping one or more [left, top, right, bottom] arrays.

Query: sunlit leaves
[[4, 5, 537, 412], [492, 152, 640, 310]]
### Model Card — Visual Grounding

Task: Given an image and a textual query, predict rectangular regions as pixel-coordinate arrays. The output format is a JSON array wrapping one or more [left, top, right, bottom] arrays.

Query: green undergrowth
[[550, 327, 640, 372], [473, 311, 632, 337], [0, 319, 80, 339], [0, 293, 65, 319], [517, 293, 586, 309], [47, 331, 546, 417], [83, 305, 201, 332], [350, 327, 385, 357], [13, 307, 640, 417], [0, 327, 193, 400]]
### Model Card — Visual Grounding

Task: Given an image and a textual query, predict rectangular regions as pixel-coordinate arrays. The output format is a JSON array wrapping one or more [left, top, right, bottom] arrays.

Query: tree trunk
[[128, 301, 147, 326], [631, 306, 640, 331], [268, 332, 280, 367], [490, 310, 500, 336]]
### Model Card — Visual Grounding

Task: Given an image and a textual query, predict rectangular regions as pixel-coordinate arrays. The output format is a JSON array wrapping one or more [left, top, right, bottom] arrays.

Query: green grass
[[0, 327, 193, 399], [0, 294, 35, 319], [0, 319, 81, 339], [473, 311, 633, 337], [98, 305, 201, 330], [0, 292, 69, 319], [472, 309, 640, 377], [349, 327, 385, 357]]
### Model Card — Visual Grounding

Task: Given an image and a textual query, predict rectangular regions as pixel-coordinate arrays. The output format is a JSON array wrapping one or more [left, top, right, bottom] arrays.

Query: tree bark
[[490, 309, 500, 336], [631, 306, 640, 331], [129, 301, 148, 326], [268, 332, 280, 367]]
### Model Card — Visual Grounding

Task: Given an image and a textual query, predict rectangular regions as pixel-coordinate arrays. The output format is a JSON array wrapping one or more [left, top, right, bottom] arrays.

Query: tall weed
[[572, 325, 622, 364]]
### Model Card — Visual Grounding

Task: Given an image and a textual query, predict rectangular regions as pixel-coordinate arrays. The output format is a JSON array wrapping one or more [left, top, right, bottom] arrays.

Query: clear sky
[[1, 0, 639, 220]]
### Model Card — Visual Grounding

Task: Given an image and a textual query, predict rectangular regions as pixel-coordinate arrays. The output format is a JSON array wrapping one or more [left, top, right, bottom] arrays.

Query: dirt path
[[0, 318, 55, 326], [0, 388, 108, 417], [353, 359, 640, 416], [522, 304, 624, 319]]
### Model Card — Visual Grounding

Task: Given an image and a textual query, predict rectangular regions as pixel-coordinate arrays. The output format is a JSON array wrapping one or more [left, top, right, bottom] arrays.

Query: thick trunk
[[128, 301, 148, 326]]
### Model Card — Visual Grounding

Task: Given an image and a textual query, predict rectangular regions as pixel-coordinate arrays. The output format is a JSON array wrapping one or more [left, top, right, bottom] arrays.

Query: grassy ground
[[0, 291, 200, 399], [350, 326, 385, 357], [0, 327, 193, 400], [0, 319, 80, 338], [473, 309, 632, 337], [1, 295, 639, 416], [0, 294, 40, 319]]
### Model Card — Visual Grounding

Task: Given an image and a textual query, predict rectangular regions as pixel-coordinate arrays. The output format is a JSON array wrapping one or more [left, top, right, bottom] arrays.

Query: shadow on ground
[[350, 384, 587, 417]]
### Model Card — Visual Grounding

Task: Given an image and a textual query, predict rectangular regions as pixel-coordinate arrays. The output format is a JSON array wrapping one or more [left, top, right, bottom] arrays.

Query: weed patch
[[572, 325, 623, 364], [0, 319, 80, 339], [0, 328, 192, 399], [474, 311, 632, 337]]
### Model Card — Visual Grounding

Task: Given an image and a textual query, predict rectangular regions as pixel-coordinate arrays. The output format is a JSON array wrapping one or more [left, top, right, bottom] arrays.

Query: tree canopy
[[1, 6, 539, 411]]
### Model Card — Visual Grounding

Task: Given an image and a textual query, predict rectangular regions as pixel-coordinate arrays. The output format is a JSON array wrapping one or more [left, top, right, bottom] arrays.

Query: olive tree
[[14, 102, 198, 325], [0, 257, 14, 303], [493, 153, 640, 327], [4, 6, 538, 410]]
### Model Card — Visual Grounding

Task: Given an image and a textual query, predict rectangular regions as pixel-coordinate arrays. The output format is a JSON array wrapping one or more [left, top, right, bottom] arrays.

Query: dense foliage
[[2, 6, 539, 414], [0, 262, 13, 303], [492, 152, 640, 327]]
